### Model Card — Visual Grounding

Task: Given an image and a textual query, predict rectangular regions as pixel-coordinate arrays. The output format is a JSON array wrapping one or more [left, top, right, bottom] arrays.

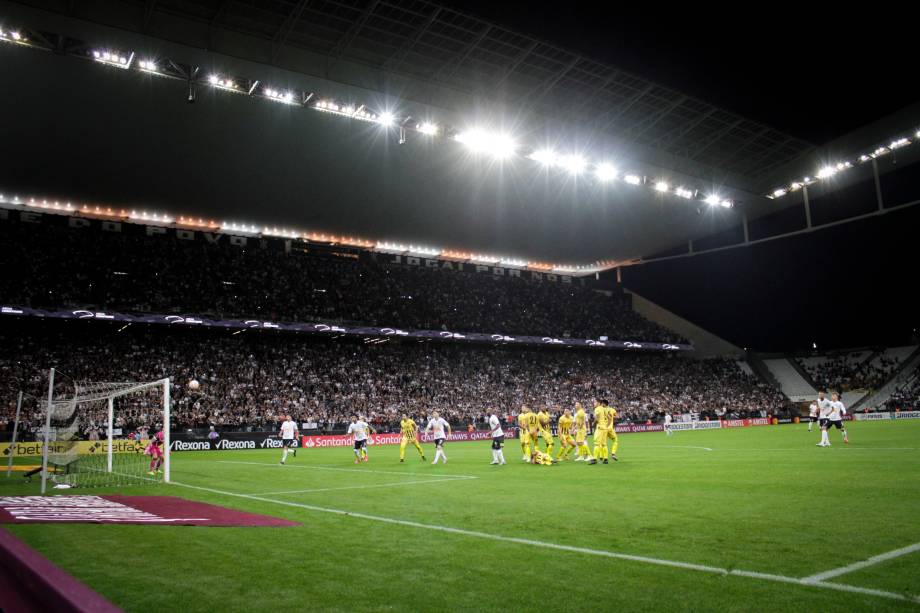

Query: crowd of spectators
[[0, 322, 786, 439], [887, 372, 920, 412], [0, 220, 685, 343], [801, 351, 907, 392]]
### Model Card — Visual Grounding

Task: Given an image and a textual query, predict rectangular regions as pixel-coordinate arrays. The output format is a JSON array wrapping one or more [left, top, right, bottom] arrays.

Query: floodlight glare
[[654, 181, 669, 192], [719, 199, 733, 208], [772, 188, 787, 198], [675, 187, 693, 199], [455, 130, 516, 159], [528, 149, 558, 166], [378, 112, 395, 126], [704, 194, 721, 206], [418, 122, 438, 136], [594, 163, 617, 182], [816, 166, 837, 179], [624, 174, 641, 185], [558, 154, 587, 175]]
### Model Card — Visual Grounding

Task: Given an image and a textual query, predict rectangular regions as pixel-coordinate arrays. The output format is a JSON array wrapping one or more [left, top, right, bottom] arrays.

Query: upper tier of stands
[[0, 218, 685, 343], [796, 346, 918, 393]]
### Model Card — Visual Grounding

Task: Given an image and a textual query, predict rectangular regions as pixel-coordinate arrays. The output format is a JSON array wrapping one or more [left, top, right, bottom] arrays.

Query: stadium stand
[[798, 346, 918, 395], [0, 218, 685, 343], [0, 320, 789, 438], [762, 358, 817, 402]]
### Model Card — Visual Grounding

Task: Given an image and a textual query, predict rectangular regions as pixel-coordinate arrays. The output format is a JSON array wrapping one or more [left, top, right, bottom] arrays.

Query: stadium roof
[[2, 1, 918, 265]]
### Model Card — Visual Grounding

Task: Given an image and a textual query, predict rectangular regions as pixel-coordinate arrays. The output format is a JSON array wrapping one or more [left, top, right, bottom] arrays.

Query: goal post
[[40, 372, 171, 493]]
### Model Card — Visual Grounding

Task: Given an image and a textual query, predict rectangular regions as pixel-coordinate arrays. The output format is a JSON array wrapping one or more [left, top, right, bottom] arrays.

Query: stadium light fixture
[[654, 181, 669, 193], [93, 49, 133, 69], [594, 163, 617, 182], [378, 112, 395, 126], [137, 59, 159, 72], [0, 28, 29, 45], [417, 122, 439, 136], [454, 130, 517, 159], [816, 166, 838, 179], [263, 87, 296, 104], [623, 174, 642, 186], [704, 194, 721, 206], [674, 187, 693, 199], [528, 148, 558, 167]]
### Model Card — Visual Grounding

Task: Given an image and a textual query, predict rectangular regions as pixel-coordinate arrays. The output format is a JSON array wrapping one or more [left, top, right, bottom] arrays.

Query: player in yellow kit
[[589, 399, 619, 464], [530, 448, 557, 465], [399, 414, 426, 462], [573, 402, 591, 461], [607, 404, 620, 462], [537, 407, 554, 457], [556, 408, 576, 460], [517, 406, 533, 461]]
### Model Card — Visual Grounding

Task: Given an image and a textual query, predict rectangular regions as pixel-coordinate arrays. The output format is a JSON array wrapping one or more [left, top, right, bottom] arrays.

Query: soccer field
[[3, 421, 920, 612]]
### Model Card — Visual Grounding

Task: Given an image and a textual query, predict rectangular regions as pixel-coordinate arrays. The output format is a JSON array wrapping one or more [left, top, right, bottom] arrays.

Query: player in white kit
[[279, 415, 299, 465], [807, 401, 818, 432], [829, 393, 849, 444], [663, 413, 673, 437], [347, 415, 373, 464], [424, 411, 452, 465], [487, 411, 506, 465]]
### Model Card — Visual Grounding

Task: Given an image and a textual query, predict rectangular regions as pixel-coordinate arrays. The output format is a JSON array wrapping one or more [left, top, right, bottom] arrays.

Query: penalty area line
[[169, 481, 919, 605], [801, 542, 920, 583]]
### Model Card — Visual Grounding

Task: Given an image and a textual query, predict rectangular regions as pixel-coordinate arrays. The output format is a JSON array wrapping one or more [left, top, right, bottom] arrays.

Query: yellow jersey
[[538, 411, 551, 430], [558, 414, 573, 435], [594, 405, 609, 430], [607, 407, 618, 428], [400, 418, 417, 439], [517, 412, 531, 430], [575, 408, 587, 430], [525, 412, 541, 431]]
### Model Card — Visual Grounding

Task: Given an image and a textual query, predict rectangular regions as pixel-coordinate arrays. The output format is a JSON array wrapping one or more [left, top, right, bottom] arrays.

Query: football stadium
[[1, 2, 919, 611]]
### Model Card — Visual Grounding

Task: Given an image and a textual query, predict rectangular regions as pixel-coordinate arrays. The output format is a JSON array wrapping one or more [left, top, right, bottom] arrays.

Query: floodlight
[[675, 187, 693, 199], [704, 194, 721, 206], [816, 166, 837, 179], [418, 122, 438, 135], [528, 149, 558, 166], [455, 130, 516, 159], [654, 181, 669, 192], [624, 174, 641, 185], [594, 163, 617, 182], [378, 112, 395, 126], [772, 188, 787, 198]]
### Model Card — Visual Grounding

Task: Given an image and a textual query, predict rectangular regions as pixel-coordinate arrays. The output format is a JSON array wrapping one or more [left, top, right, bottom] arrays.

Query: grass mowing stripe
[[251, 476, 476, 496], [802, 542, 920, 582], [170, 480, 920, 606]]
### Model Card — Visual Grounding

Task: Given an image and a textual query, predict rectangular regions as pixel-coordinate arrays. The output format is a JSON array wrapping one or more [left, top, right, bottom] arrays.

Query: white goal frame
[[41, 368, 171, 494]]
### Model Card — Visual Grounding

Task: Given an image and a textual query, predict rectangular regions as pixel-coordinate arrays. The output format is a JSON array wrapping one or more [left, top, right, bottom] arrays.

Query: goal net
[[40, 371, 170, 493]]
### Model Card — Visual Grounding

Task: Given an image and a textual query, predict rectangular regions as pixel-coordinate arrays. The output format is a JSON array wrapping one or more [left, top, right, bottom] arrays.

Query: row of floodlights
[[769, 132, 920, 199], [0, 191, 610, 273], [1, 18, 737, 210]]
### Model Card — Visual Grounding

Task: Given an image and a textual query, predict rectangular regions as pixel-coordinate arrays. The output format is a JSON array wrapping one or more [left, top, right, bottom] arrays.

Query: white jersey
[[664, 414, 672, 425], [426, 417, 449, 439], [808, 403, 818, 417], [828, 401, 845, 421], [280, 420, 297, 440], [817, 398, 833, 419], [347, 420, 370, 441], [488, 415, 504, 438]]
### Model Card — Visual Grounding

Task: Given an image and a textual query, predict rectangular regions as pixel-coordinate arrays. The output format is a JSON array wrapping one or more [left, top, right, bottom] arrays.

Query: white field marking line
[[649, 445, 713, 452], [707, 447, 919, 452], [169, 480, 920, 605], [217, 460, 478, 479], [251, 476, 476, 496], [801, 542, 920, 583]]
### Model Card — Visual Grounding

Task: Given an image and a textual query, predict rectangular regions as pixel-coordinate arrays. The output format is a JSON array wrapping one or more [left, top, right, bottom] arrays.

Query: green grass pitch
[[3, 421, 919, 612]]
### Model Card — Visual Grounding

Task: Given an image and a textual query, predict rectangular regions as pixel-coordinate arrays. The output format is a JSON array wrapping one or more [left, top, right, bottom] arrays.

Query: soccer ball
[[188, 379, 200, 391]]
